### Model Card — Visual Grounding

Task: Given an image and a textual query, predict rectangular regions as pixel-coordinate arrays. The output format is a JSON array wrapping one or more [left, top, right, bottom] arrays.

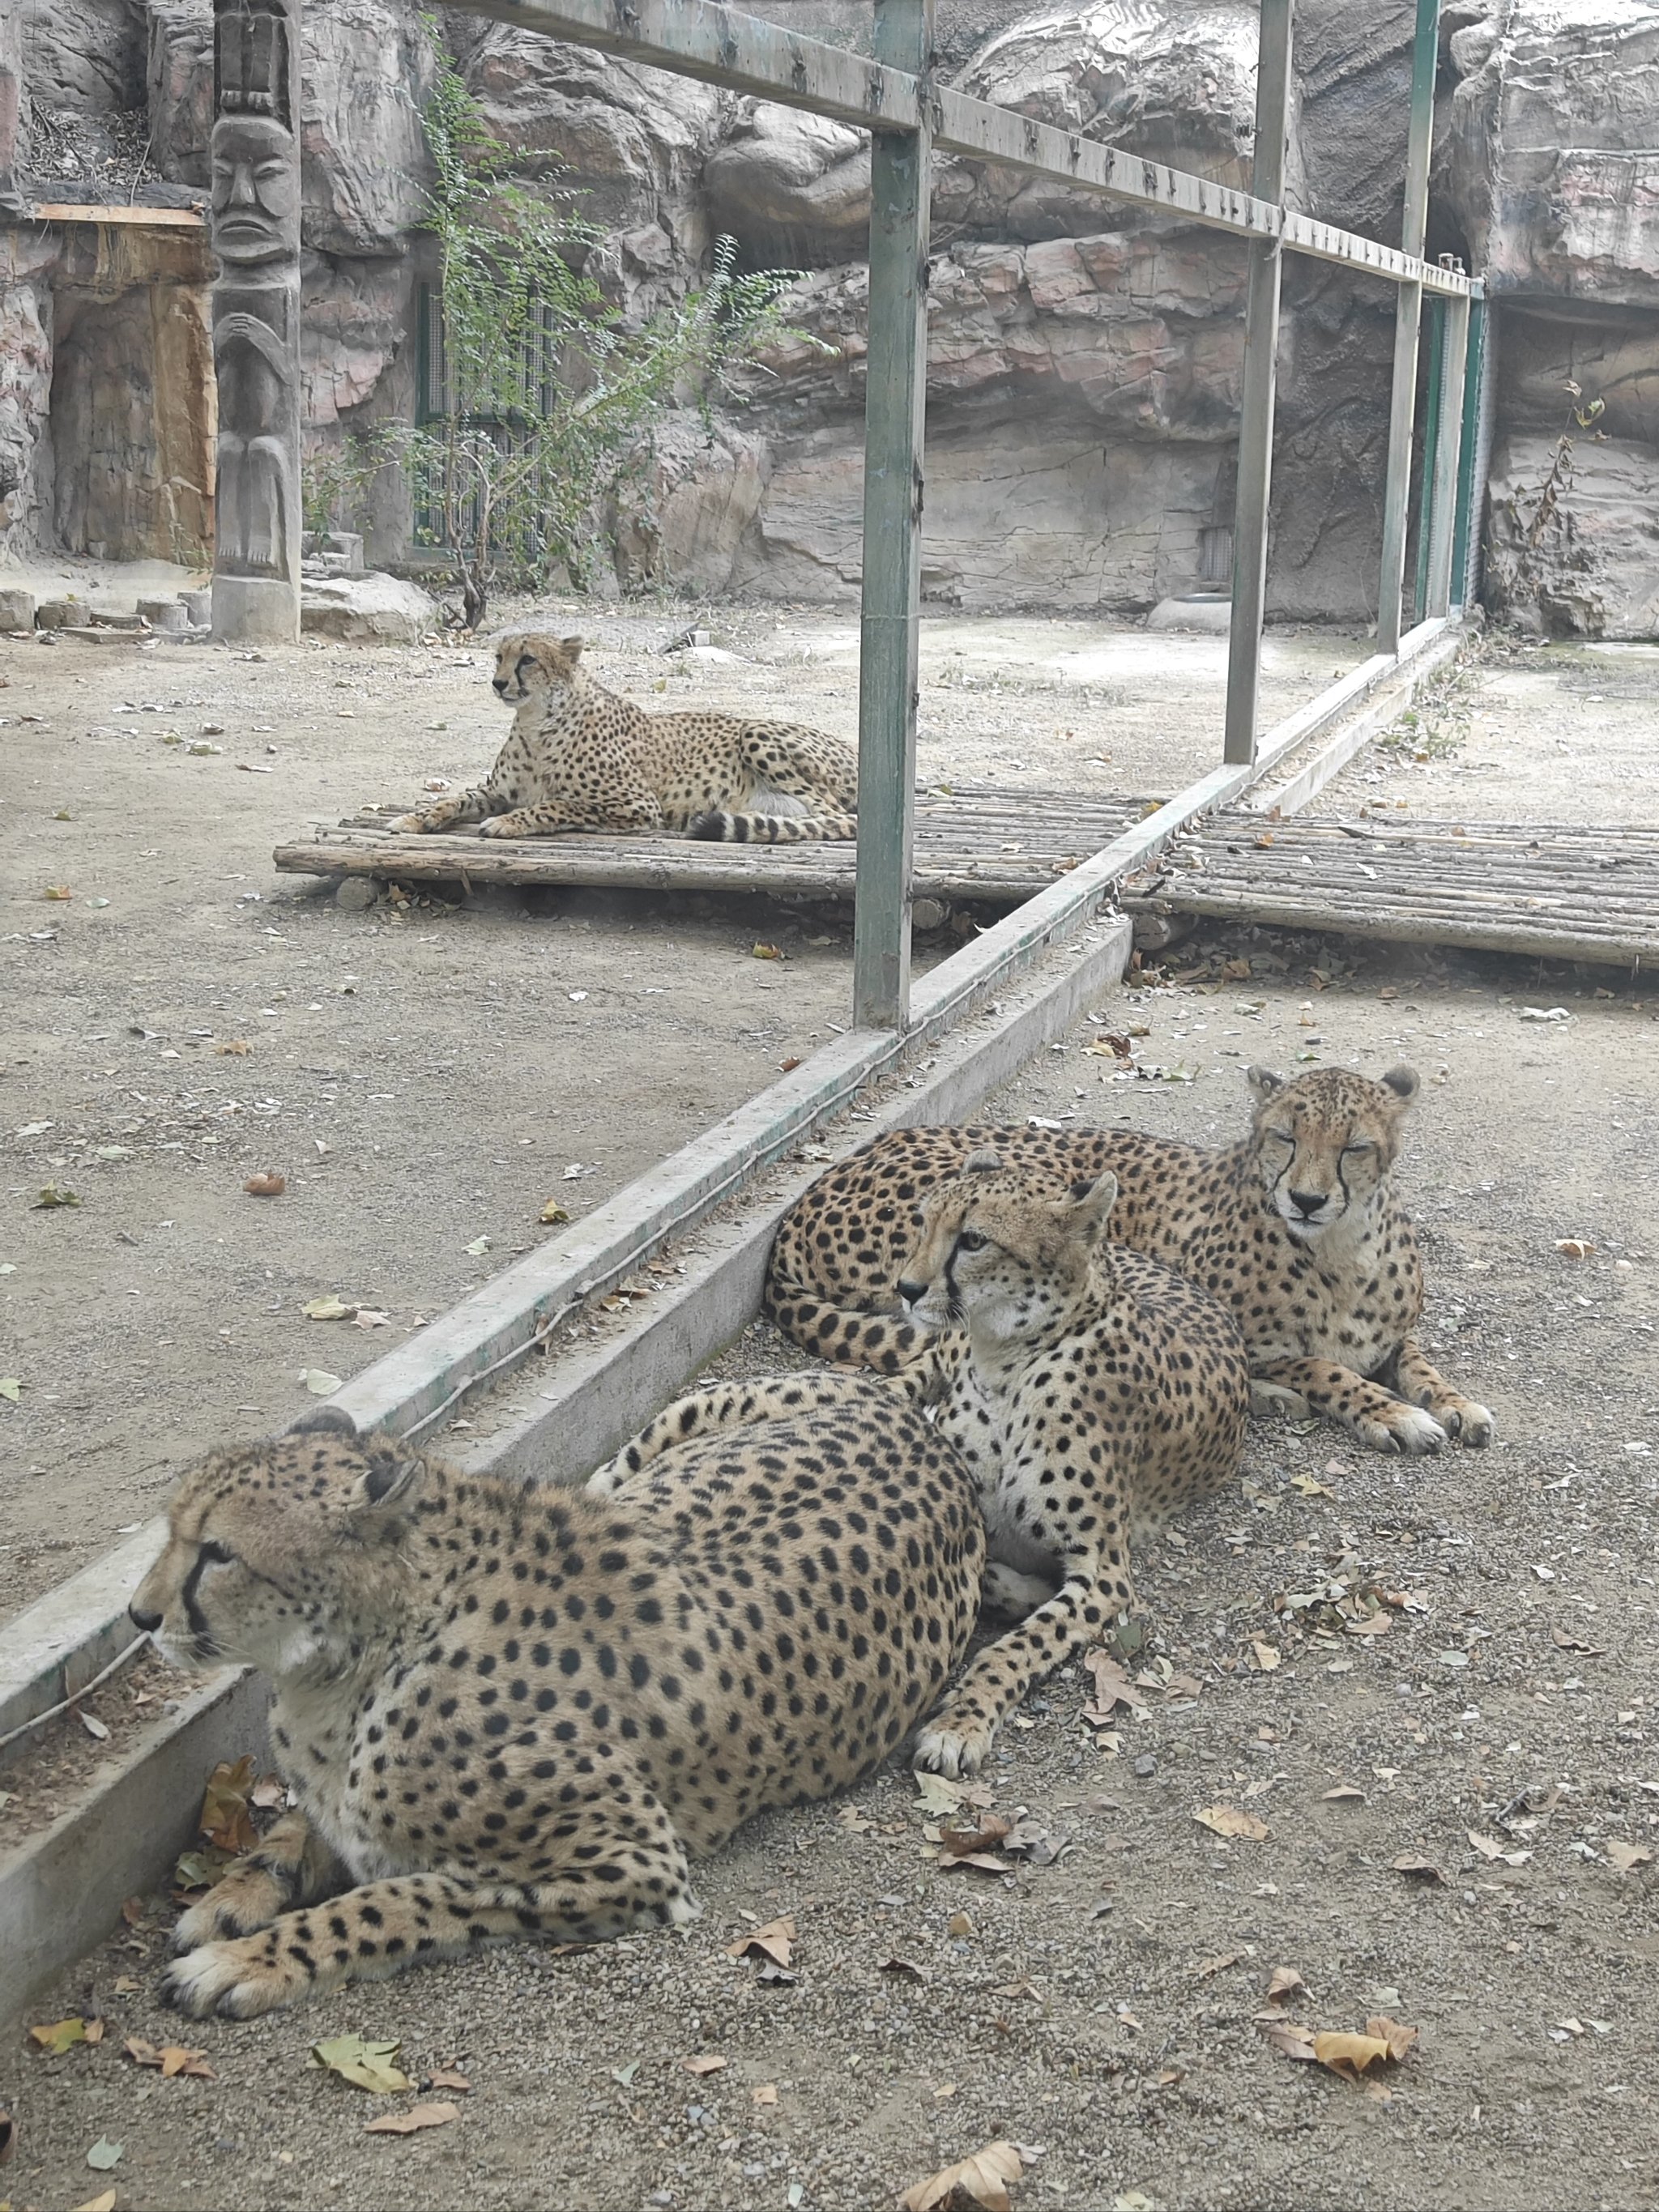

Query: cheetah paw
[[1436, 1397, 1495, 1447], [913, 1715, 995, 1779], [478, 814, 535, 839], [172, 1876, 288, 1950], [161, 1937, 311, 2020], [982, 1562, 1056, 1619], [1362, 1403, 1447, 1455], [386, 812, 433, 833]]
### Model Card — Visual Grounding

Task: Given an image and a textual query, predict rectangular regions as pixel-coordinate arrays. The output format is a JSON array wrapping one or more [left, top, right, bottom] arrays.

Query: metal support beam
[[851, 0, 932, 1029], [1375, 0, 1441, 653], [1223, 0, 1294, 769], [1412, 295, 1445, 626], [1450, 296, 1490, 607], [1425, 286, 1470, 616], [445, 2, 1473, 295]]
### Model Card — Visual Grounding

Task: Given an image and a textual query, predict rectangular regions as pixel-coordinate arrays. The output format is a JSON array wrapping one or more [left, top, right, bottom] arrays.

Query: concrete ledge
[[0, 1667, 267, 2028], [0, 1525, 164, 1751]]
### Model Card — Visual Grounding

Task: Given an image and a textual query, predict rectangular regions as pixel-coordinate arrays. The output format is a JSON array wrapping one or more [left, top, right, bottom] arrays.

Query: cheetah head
[[492, 632, 585, 703], [1246, 1062, 1418, 1241], [129, 1409, 427, 1680], [896, 1150, 1119, 1348]]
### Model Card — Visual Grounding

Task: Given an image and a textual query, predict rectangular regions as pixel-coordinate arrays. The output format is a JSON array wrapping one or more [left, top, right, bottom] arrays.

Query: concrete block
[[0, 585, 36, 631]]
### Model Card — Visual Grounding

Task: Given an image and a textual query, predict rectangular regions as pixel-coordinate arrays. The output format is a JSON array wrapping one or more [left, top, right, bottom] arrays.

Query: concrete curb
[[0, 1668, 269, 2027]]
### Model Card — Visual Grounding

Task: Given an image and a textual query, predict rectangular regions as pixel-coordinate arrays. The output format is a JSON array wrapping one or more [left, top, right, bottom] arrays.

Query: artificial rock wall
[[4, 0, 1659, 633]]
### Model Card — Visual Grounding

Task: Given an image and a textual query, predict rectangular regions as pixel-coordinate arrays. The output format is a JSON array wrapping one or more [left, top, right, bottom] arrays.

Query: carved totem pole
[[210, 0, 302, 642]]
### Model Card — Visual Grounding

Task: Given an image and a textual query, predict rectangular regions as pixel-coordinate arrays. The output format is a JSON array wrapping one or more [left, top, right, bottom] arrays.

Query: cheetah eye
[[1264, 1127, 1294, 1148], [955, 1228, 989, 1255], [516, 654, 535, 680], [1340, 1140, 1375, 1157], [198, 1541, 235, 1567]]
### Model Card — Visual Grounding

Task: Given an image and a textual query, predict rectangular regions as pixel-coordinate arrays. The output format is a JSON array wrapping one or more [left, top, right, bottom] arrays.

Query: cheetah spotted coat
[[130, 1395, 982, 2016], [390, 633, 857, 844]]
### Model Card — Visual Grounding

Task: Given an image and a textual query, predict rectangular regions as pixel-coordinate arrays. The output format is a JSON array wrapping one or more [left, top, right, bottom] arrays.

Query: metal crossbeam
[[449, 0, 1476, 295]]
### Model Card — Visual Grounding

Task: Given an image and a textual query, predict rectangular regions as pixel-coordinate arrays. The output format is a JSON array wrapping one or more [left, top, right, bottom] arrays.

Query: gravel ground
[[7, 913, 1659, 2212], [0, 576, 1358, 1618]]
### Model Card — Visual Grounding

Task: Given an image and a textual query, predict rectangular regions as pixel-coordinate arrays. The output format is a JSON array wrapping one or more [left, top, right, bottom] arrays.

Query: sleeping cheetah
[[129, 1395, 982, 2017], [895, 1153, 1249, 1776], [389, 633, 857, 843], [766, 1063, 1492, 1457]]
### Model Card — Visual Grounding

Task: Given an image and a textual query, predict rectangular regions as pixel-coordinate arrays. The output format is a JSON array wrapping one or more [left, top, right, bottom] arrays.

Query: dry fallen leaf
[[752, 2083, 778, 2107], [1468, 1829, 1532, 1868], [70, 2195, 117, 2212], [1550, 1624, 1606, 1656], [1367, 2015, 1419, 2061], [681, 2053, 729, 2077], [1555, 1238, 1596, 1259], [1263, 1965, 1309, 2008], [1606, 1840, 1653, 1874], [1196, 1951, 1241, 1979], [751, 942, 783, 960], [310, 2035, 412, 2095], [215, 1038, 252, 1056], [249, 1774, 286, 1809], [1322, 1785, 1366, 1804], [199, 1754, 258, 1856], [244, 1172, 286, 1197], [29, 2018, 89, 2056], [1082, 1647, 1137, 1722], [726, 1916, 795, 1969], [364, 2102, 459, 2136], [1258, 2019, 1317, 2062], [428, 2068, 471, 2094], [303, 1295, 356, 1321], [539, 1199, 570, 1225], [899, 2138, 1030, 2212], [1390, 1853, 1445, 1883], [1196, 1803, 1269, 1842], [125, 2039, 214, 2080], [1311, 2029, 1395, 2082]]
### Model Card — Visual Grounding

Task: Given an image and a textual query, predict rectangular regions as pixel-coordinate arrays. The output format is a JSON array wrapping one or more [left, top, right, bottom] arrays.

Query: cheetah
[[129, 1394, 982, 2018], [765, 1062, 1492, 1457], [388, 633, 857, 843], [892, 1152, 1250, 1777]]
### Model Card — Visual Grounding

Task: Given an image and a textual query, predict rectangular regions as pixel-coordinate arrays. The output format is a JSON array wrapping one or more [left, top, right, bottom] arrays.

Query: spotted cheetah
[[766, 1063, 1492, 1456], [388, 633, 857, 843], [129, 1395, 982, 2017], [892, 1152, 1249, 1777]]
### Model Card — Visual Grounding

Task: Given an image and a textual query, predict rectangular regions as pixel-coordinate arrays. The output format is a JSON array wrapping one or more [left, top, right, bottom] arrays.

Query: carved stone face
[[211, 112, 298, 263]]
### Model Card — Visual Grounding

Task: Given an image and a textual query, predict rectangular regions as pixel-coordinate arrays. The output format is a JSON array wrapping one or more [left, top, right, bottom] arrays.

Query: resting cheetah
[[389, 633, 857, 843], [129, 1395, 982, 2017], [893, 1152, 1249, 1776], [766, 1063, 1492, 1456]]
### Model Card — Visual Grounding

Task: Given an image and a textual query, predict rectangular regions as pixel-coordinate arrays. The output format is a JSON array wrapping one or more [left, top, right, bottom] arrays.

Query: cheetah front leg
[[586, 1368, 936, 1494], [172, 1809, 345, 1950], [480, 790, 664, 840], [161, 1803, 697, 2019], [388, 781, 502, 833], [1384, 1335, 1494, 1447], [1252, 1355, 1446, 1455]]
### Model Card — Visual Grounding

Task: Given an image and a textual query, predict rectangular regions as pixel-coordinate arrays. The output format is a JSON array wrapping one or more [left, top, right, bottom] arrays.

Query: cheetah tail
[[761, 1278, 933, 1375], [688, 809, 858, 845]]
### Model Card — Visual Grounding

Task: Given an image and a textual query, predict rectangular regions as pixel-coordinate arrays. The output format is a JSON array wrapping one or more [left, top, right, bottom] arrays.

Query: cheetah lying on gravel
[[129, 1396, 981, 2016], [390, 633, 857, 843], [608, 1154, 1250, 1779], [766, 1063, 1492, 1457]]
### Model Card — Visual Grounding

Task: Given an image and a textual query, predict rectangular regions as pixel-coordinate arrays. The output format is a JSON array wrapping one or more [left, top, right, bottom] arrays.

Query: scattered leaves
[[199, 1755, 258, 1855], [299, 1369, 342, 1396], [1322, 1785, 1366, 1805], [1555, 1238, 1596, 1259], [752, 2083, 778, 2107], [302, 1296, 355, 1321], [364, 2102, 459, 2136], [85, 2138, 123, 2171], [1606, 1841, 1653, 1874], [1249, 1639, 1280, 1673], [72, 2197, 117, 2212], [1081, 1647, 1137, 1723], [244, 1172, 285, 1197], [29, 2018, 89, 2056], [43, 884, 73, 900], [539, 1199, 570, 1225], [0, 1378, 20, 1404], [681, 2054, 728, 2077], [1196, 1803, 1269, 1842], [727, 1917, 795, 1970], [1263, 1965, 1309, 2008], [125, 2039, 215, 2080], [465, 1234, 490, 1256], [1390, 1854, 1444, 1883], [427, 2069, 471, 2094], [1550, 1623, 1606, 1656], [32, 1183, 81, 1208], [1468, 1829, 1533, 1868], [899, 2139, 1031, 2212], [310, 2035, 413, 2095]]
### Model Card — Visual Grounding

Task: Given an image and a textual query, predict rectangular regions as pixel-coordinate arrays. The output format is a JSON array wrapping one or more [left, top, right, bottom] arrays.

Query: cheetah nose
[[896, 1278, 926, 1307], [130, 1601, 163, 1633], [492, 678, 510, 695], [1288, 1188, 1327, 1219]]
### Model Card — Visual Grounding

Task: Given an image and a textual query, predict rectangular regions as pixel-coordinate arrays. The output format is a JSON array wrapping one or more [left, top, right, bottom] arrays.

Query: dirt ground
[[7, 906, 1659, 2212], [0, 569, 1359, 1618]]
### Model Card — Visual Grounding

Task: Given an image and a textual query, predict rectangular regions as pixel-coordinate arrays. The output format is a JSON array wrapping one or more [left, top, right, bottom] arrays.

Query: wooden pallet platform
[[1139, 814, 1659, 968], [272, 788, 1152, 906], [272, 795, 1659, 969]]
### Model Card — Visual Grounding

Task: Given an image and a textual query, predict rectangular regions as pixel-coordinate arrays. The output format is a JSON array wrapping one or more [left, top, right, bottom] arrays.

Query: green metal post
[[1223, 0, 1294, 768], [1376, 0, 1440, 653], [1425, 287, 1469, 616], [851, 0, 932, 1031], [1449, 296, 1486, 607], [1412, 294, 1444, 627]]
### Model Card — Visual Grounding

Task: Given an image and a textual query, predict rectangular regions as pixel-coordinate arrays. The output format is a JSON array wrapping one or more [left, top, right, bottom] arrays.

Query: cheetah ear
[[287, 1405, 357, 1439], [962, 1148, 1002, 1174], [560, 636, 584, 661], [1381, 1063, 1419, 1103], [1246, 1063, 1285, 1105], [1068, 1170, 1118, 1240], [347, 1434, 425, 1516]]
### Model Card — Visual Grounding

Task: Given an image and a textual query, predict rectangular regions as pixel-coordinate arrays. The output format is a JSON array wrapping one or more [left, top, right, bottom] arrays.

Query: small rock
[[1133, 1753, 1157, 1779], [301, 572, 437, 646]]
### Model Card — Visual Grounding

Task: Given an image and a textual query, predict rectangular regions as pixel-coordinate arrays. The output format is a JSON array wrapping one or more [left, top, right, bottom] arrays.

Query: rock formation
[[2, 0, 1657, 634]]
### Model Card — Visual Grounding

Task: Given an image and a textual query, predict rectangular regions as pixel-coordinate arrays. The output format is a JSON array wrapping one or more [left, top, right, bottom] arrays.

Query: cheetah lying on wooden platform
[[765, 1063, 1492, 1456], [389, 633, 857, 843], [129, 1393, 982, 2016]]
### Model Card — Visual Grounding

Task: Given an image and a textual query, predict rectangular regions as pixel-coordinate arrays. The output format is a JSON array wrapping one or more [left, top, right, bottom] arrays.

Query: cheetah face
[[898, 1151, 1118, 1347], [492, 631, 585, 702], [129, 1410, 423, 1681], [1246, 1063, 1418, 1242]]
